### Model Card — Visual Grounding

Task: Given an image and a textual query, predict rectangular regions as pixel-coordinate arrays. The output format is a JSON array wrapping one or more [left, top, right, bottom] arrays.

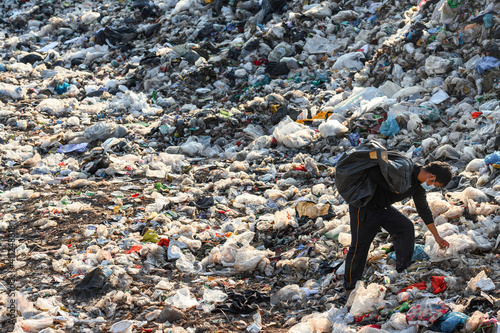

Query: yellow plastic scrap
[[142, 230, 159, 243], [296, 111, 332, 124]]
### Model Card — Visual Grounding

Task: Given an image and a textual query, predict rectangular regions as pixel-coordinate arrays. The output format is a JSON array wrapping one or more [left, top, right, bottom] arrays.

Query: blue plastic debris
[[472, 56, 500, 74], [484, 151, 500, 165], [56, 82, 71, 95], [379, 117, 400, 137], [389, 244, 430, 262], [432, 312, 468, 333]]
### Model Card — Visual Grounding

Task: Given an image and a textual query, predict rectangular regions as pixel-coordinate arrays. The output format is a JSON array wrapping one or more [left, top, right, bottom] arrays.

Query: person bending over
[[344, 161, 452, 292]]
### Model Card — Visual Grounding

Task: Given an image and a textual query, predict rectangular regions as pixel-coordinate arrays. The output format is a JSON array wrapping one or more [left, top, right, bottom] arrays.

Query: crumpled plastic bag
[[270, 284, 307, 306], [348, 282, 386, 316], [332, 52, 365, 71], [142, 230, 159, 243], [165, 287, 199, 310], [379, 117, 400, 137], [274, 208, 298, 230], [434, 144, 460, 160], [464, 311, 491, 333], [461, 187, 489, 203], [431, 311, 468, 333], [425, 232, 476, 262], [295, 201, 330, 219], [331, 87, 384, 116], [472, 56, 500, 74], [272, 116, 314, 148], [233, 245, 273, 273], [406, 300, 450, 327], [429, 198, 452, 217], [180, 140, 204, 157], [466, 271, 495, 293], [407, 114, 423, 133], [318, 117, 348, 138], [484, 151, 500, 165], [466, 158, 486, 172]]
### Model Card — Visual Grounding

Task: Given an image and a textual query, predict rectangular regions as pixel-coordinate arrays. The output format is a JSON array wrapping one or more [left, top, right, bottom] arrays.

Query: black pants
[[343, 205, 415, 290]]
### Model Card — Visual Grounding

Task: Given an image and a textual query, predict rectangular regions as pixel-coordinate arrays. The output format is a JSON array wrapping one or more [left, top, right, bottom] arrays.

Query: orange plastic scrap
[[463, 23, 477, 31], [125, 244, 142, 254]]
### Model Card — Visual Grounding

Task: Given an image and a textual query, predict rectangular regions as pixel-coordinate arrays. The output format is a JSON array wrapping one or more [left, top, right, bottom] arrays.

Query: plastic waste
[[109, 320, 134, 333], [2, 0, 500, 330], [425, 56, 452, 75], [432, 312, 468, 333], [18, 318, 54, 333], [318, 117, 348, 138], [73, 267, 108, 299], [379, 117, 400, 137], [332, 52, 366, 71], [330, 87, 384, 116], [142, 230, 159, 243], [472, 56, 500, 74], [247, 312, 262, 333], [272, 116, 314, 148], [270, 285, 307, 306], [406, 300, 450, 326], [485, 152, 500, 165], [202, 289, 228, 303], [348, 282, 387, 316], [0, 83, 25, 99], [466, 271, 495, 293], [165, 288, 200, 310]]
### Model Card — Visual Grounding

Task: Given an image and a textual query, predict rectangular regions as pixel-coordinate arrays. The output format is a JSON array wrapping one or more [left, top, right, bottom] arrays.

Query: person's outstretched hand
[[435, 236, 449, 249]]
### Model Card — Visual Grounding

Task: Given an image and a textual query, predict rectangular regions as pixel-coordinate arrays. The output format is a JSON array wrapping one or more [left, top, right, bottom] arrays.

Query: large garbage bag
[[335, 141, 414, 207]]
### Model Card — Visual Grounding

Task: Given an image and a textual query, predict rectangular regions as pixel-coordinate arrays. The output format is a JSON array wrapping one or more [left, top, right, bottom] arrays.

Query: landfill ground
[[1, 0, 500, 332]]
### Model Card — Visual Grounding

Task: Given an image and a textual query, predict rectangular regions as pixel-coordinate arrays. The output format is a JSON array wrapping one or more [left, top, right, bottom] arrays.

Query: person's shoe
[[343, 288, 354, 300]]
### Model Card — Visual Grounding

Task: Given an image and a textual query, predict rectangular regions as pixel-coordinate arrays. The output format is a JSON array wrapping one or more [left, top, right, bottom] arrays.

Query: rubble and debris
[[1, 0, 500, 332]]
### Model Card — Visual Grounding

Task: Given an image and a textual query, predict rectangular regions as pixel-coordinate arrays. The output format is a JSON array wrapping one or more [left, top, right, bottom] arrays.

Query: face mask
[[421, 178, 435, 191]]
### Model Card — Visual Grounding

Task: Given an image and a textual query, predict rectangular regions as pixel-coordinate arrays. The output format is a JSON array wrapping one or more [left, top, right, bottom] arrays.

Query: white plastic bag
[[270, 284, 306, 306], [272, 116, 314, 148], [466, 159, 485, 172], [318, 117, 348, 138], [0, 83, 25, 100], [425, 233, 475, 262], [461, 187, 489, 203], [18, 318, 54, 333], [165, 288, 199, 310], [234, 245, 273, 273], [348, 282, 386, 316], [274, 208, 297, 230], [180, 140, 204, 157], [407, 114, 423, 133], [332, 52, 365, 71], [331, 87, 384, 116], [466, 271, 495, 292], [429, 199, 451, 217]]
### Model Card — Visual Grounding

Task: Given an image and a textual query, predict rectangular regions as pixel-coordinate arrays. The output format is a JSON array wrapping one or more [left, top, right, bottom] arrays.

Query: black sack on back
[[335, 140, 413, 207]]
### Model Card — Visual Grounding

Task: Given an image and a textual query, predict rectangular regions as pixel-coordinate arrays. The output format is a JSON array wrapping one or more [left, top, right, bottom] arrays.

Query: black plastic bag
[[73, 267, 108, 299], [266, 61, 290, 76], [335, 141, 413, 207]]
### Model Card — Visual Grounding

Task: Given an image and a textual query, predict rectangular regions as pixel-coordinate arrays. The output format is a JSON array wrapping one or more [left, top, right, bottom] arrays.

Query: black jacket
[[366, 165, 434, 225]]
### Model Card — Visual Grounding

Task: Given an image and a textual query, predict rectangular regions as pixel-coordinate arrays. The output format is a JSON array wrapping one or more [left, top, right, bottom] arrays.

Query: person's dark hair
[[424, 161, 452, 186]]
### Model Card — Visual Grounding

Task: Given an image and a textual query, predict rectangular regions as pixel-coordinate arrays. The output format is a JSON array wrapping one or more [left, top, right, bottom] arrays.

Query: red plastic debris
[[400, 281, 427, 293], [125, 244, 142, 254], [294, 165, 308, 172], [471, 111, 482, 119], [431, 276, 447, 294], [157, 238, 170, 247]]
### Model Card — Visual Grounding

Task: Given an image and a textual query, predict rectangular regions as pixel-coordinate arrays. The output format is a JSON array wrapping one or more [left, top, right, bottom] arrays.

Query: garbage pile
[[1, 0, 500, 331]]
